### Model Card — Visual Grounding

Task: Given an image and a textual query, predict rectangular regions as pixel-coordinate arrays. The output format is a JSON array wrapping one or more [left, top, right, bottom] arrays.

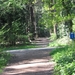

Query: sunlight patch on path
[[6, 62, 55, 69], [4, 61, 55, 75], [6, 47, 55, 53]]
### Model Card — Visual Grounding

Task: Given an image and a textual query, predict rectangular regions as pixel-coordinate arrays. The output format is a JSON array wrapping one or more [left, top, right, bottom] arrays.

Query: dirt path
[[1, 38, 55, 75], [32, 37, 51, 48]]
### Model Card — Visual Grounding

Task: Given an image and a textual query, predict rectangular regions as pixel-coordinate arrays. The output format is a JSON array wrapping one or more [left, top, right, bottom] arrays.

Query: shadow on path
[[31, 37, 51, 47]]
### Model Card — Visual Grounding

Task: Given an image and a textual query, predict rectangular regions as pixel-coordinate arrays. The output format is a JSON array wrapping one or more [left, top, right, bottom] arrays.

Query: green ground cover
[[0, 51, 10, 73], [49, 36, 71, 47], [50, 42, 75, 75], [1, 44, 38, 51]]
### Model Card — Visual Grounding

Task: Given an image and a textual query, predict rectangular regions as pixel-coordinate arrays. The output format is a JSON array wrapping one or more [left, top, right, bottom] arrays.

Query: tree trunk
[[53, 24, 58, 38], [29, 2, 38, 39]]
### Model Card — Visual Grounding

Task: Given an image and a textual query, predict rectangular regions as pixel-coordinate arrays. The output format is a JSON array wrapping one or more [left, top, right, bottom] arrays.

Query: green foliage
[[17, 35, 29, 44], [57, 23, 69, 38], [39, 11, 52, 28], [49, 36, 70, 47], [73, 18, 75, 32], [50, 42, 75, 75], [0, 50, 10, 72], [50, 33, 57, 41], [42, 0, 75, 39], [0, 0, 32, 45], [3, 44, 38, 50]]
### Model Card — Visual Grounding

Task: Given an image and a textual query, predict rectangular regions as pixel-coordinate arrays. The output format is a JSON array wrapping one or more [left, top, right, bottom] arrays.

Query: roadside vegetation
[[49, 36, 71, 47], [48, 0, 75, 75], [0, 49, 10, 73], [50, 42, 75, 75], [1, 44, 38, 51]]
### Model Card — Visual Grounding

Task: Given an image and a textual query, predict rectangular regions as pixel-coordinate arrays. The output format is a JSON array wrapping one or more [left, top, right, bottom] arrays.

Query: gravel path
[[1, 38, 55, 75]]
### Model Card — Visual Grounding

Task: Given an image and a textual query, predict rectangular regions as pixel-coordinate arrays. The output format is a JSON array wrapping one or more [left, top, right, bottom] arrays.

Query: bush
[[50, 42, 75, 75], [0, 50, 10, 72], [17, 35, 30, 44], [49, 36, 71, 47]]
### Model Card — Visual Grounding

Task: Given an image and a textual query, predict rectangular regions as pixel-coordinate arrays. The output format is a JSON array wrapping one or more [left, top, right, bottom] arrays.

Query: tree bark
[[29, 0, 38, 39], [53, 24, 58, 38]]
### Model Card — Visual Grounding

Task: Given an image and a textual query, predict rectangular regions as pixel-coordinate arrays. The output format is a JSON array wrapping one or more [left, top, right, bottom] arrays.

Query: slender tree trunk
[[30, 5, 35, 39], [53, 24, 58, 38], [54, 24, 56, 34], [33, 4, 38, 38], [29, 2, 38, 39]]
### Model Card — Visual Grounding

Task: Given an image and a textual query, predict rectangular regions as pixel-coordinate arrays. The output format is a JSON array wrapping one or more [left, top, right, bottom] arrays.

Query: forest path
[[1, 38, 55, 75], [31, 37, 51, 48]]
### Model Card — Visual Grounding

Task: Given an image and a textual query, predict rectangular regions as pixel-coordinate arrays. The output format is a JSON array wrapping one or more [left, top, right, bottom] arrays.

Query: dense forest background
[[0, 0, 75, 46]]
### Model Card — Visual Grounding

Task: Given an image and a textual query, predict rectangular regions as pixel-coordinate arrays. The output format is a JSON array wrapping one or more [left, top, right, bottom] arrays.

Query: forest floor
[[1, 37, 55, 75]]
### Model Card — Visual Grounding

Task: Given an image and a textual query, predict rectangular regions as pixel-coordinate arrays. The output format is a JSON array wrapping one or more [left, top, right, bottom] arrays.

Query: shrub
[[50, 42, 75, 75], [49, 36, 71, 47], [17, 35, 29, 44], [0, 50, 10, 73]]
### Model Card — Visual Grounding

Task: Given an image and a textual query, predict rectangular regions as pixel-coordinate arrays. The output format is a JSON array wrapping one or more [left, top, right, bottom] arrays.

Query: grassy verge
[[1, 44, 38, 51], [50, 42, 75, 75]]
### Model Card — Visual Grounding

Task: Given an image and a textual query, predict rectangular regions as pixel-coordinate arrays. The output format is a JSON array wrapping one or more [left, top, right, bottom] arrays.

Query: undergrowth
[[0, 49, 10, 73], [0, 44, 38, 51], [50, 42, 75, 75], [49, 36, 71, 47]]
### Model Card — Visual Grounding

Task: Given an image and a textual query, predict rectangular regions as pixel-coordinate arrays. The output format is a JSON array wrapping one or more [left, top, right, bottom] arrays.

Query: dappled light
[[0, 0, 75, 75], [4, 59, 54, 75], [5, 70, 53, 75], [8, 48, 53, 65], [6, 62, 54, 69], [1, 38, 55, 75]]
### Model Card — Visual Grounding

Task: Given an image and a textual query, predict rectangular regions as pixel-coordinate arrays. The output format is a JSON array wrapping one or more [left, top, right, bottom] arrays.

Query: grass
[[1, 44, 38, 51], [50, 42, 75, 75]]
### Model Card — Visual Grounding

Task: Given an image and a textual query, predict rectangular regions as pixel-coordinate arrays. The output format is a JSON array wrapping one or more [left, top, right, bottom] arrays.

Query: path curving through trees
[[1, 38, 55, 75]]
